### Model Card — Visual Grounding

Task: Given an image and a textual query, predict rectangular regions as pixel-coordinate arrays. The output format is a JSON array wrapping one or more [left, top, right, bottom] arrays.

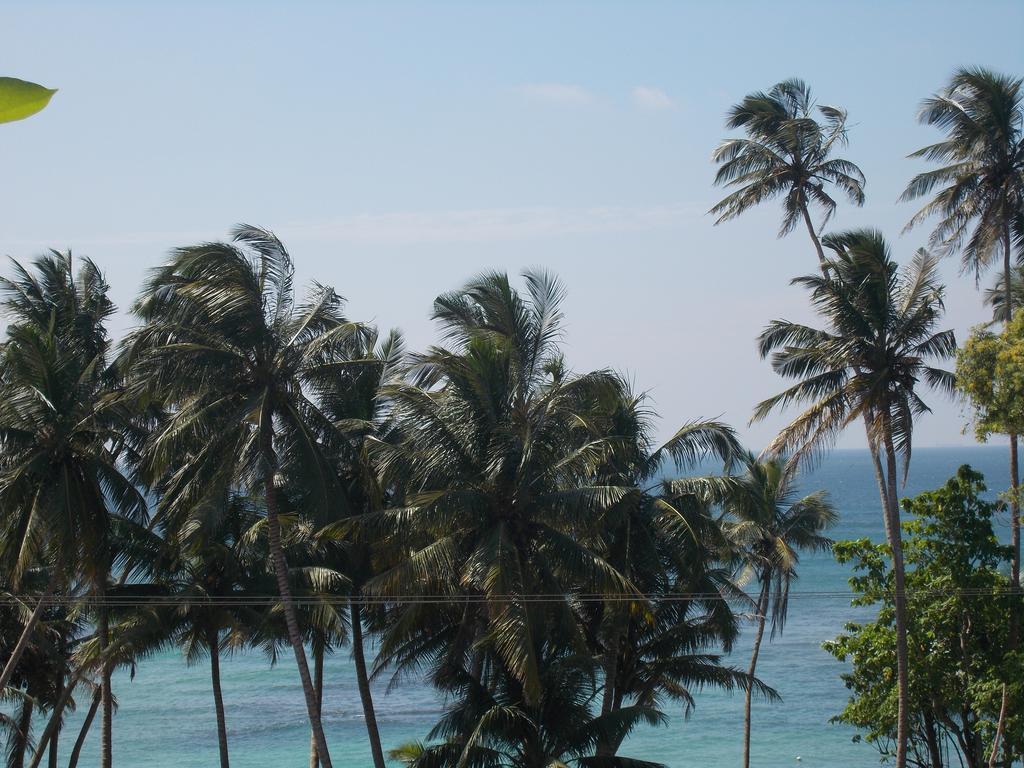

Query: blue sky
[[2, 1, 1023, 454]]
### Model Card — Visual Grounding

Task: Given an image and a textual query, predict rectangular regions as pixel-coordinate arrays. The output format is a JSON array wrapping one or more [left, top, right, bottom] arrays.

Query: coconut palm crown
[[711, 78, 866, 267]]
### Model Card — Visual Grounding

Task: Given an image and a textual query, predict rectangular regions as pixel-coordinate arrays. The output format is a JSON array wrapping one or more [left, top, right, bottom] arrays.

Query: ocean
[[39, 446, 1014, 767]]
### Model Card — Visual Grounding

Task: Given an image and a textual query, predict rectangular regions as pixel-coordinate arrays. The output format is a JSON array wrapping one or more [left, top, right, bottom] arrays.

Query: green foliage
[[957, 314, 1024, 439], [825, 467, 1022, 767], [0, 77, 56, 124]]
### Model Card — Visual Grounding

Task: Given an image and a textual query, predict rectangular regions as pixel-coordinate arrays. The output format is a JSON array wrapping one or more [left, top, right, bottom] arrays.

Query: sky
[[2, 1, 1023, 452]]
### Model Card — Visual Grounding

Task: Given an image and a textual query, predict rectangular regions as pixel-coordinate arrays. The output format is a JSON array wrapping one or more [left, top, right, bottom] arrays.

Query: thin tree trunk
[[46, 675, 61, 768], [879, 421, 911, 768], [0, 575, 57, 694], [924, 709, 943, 768], [1005, 225, 1020, 592], [67, 688, 101, 768], [12, 695, 32, 768], [25, 666, 84, 768], [988, 684, 1007, 768], [799, 202, 828, 274], [208, 628, 230, 768], [595, 624, 621, 758], [350, 601, 385, 768], [743, 576, 772, 768], [98, 588, 112, 768], [310, 638, 324, 768], [261, 437, 334, 768], [1001, 224, 1019, 768]]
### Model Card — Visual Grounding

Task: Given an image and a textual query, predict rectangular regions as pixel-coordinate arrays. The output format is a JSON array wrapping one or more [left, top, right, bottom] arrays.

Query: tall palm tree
[[368, 270, 639, 711], [720, 453, 836, 768], [313, 326, 407, 768], [902, 67, 1024, 600], [711, 78, 866, 272], [752, 229, 956, 768], [124, 225, 365, 768], [903, 72, 1024, 756], [0, 252, 147, 768]]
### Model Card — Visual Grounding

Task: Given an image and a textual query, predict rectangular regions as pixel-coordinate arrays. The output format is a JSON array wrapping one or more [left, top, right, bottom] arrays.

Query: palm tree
[[574, 385, 760, 760], [0, 571, 72, 768], [902, 67, 1024, 604], [984, 266, 1024, 324], [124, 225, 366, 768], [0, 252, 147, 768], [711, 78, 866, 272], [903, 72, 1024, 756], [720, 453, 836, 768], [313, 326, 408, 768], [594, 479, 779, 761], [368, 270, 639, 711], [752, 229, 955, 768], [403, 649, 670, 768], [156, 492, 269, 768]]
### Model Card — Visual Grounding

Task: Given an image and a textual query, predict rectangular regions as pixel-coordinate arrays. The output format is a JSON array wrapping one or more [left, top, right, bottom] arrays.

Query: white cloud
[[515, 83, 594, 106], [632, 86, 674, 111], [286, 204, 695, 245]]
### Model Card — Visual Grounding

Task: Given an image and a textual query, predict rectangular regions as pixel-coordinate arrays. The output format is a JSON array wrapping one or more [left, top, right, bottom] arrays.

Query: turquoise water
[[43, 447, 1013, 767]]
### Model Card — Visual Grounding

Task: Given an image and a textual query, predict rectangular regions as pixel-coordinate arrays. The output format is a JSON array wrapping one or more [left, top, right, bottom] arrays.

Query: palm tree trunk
[[12, 695, 32, 768], [595, 624, 621, 758], [0, 574, 57, 694], [25, 665, 84, 768], [743, 577, 772, 768], [98, 593, 113, 768], [68, 688, 101, 768], [1004, 224, 1020, 593], [870, 416, 910, 768], [799, 202, 828, 274], [1001, 223, 1019, 768], [261, 455, 334, 768], [46, 675, 61, 768], [207, 628, 230, 768], [310, 638, 324, 768], [350, 600, 385, 768]]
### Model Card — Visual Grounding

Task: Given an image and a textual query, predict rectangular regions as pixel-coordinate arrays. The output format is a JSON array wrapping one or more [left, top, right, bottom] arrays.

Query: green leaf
[[0, 77, 57, 124]]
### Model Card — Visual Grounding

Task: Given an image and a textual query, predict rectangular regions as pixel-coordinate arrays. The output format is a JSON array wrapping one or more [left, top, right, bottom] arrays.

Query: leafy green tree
[[825, 467, 1022, 767], [711, 78, 865, 271], [720, 453, 836, 768], [753, 229, 956, 768], [957, 314, 1024, 442], [124, 225, 366, 768]]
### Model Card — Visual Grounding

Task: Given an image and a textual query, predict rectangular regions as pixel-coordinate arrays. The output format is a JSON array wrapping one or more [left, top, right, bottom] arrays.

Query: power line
[[2, 586, 1022, 608]]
